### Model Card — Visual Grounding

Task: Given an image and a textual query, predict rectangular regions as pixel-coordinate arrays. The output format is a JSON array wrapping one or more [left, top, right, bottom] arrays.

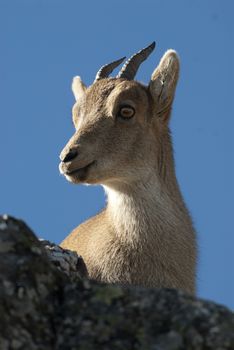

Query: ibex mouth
[[65, 161, 96, 181]]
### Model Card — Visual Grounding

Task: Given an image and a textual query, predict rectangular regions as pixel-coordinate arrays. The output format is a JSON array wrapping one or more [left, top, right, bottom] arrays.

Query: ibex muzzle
[[60, 148, 78, 163], [59, 42, 197, 294]]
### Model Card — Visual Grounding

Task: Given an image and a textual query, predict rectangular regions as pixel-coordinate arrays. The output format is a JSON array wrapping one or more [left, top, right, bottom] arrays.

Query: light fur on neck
[[103, 173, 181, 245]]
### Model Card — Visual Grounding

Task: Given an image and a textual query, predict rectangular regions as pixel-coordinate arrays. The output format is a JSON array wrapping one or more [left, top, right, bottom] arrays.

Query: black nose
[[61, 148, 78, 163]]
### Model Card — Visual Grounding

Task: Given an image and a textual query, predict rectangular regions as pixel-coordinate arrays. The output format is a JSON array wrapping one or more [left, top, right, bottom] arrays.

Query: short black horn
[[116, 42, 156, 80], [94, 56, 126, 83]]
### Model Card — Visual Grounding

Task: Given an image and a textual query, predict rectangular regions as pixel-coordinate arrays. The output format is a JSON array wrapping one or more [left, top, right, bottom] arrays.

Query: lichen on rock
[[0, 215, 234, 350]]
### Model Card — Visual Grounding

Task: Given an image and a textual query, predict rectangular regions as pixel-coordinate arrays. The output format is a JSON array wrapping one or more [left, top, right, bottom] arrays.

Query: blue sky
[[0, 0, 233, 308]]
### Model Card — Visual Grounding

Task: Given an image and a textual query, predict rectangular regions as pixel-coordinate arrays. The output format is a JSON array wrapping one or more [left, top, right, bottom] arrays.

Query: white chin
[[64, 174, 77, 183]]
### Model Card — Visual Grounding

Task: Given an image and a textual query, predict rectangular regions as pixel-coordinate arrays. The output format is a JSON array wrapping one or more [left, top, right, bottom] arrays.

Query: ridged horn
[[94, 56, 126, 83], [117, 42, 156, 80]]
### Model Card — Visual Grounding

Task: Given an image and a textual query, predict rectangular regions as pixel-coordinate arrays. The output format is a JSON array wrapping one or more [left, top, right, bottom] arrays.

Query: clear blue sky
[[1, 0, 233, 309]]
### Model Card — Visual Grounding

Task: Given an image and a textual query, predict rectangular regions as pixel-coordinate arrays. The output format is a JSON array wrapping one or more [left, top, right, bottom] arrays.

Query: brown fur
[[59, 50, 197, 294]]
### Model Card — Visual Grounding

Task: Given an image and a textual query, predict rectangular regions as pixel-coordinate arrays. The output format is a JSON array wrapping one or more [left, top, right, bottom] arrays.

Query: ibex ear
[[72, 76, 87, 101], [149, 50, 179, 121]]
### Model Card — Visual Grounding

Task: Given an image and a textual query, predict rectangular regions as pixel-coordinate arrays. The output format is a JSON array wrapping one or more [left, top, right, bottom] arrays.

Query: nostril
[[62, 148, 78, 163]]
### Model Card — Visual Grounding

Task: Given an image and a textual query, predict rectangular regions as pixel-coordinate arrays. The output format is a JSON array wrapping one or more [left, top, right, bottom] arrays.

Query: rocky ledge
[[0, 215, 233, 350]]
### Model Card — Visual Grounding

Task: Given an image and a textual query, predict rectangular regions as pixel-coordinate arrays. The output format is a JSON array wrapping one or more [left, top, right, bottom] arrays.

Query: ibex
[[59, 42, 197, 294]]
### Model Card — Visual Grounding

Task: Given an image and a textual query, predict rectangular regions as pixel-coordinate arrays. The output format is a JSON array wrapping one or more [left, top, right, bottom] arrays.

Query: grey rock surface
[[40, 238, 87, 281], [0, 214, 234, 350]]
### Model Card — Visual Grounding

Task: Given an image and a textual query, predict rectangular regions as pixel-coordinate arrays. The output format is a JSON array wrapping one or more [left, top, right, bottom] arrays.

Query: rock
[[0, 215, 234, 350], [39, 238, 87, 281]]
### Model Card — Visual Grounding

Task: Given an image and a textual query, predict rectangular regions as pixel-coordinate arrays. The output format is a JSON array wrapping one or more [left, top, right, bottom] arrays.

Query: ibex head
[[59, 42, 179, 186]]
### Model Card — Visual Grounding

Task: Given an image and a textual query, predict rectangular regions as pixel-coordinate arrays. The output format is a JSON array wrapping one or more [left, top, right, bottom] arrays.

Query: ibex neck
[[104, 174, 185, 244]]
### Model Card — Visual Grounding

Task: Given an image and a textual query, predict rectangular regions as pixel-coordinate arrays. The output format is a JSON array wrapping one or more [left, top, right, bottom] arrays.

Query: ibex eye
[[118, 106, 135, 119]]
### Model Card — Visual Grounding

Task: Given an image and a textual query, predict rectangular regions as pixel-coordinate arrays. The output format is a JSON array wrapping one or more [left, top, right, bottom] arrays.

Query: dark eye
[[118, 106, 135, 119]]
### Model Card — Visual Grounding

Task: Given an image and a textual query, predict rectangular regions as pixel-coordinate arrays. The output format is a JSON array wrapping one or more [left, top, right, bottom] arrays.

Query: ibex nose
[[60, 148, 78, 163]]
